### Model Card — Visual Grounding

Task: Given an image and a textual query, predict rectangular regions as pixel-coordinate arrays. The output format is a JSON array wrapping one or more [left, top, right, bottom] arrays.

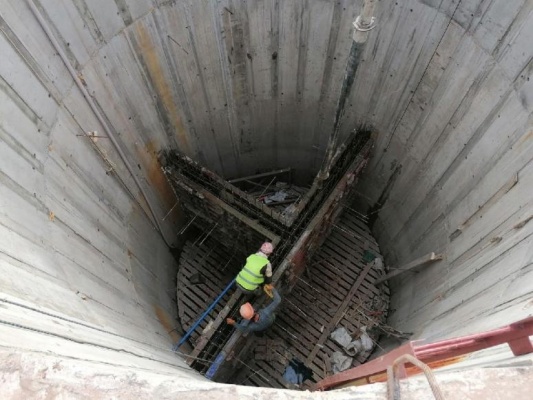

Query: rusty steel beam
[[275, 141, 372, 283], [415, 316, 533, 360]]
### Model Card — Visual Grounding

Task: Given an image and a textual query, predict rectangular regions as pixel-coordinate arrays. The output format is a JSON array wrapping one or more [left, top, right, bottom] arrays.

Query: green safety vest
[[236, 254, 269, 291]]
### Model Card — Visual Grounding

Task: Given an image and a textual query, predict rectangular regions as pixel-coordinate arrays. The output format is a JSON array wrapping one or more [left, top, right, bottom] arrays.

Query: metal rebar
[[344, 205, 369, 220], [232, 358, 271, 383], [221, 232, 241, 272], [198, 222, 219, 247], [294, 275, 322, 295], [284, 298, 310, 318], [333, 223, 362, 239], [192, 231, 204, 247], [243, 179, 268, 188], [169, 137, 373, 372], [76, 134, 109, 138], [274, 322, 299, 341], [228, 168, 291, 184], [162, 201, 180, 221], [179, 213, 198, 235], [258, 177, 277, 198]]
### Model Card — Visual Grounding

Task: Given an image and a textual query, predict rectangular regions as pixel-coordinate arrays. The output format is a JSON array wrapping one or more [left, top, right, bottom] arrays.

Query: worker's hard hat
[[260, 242, 274, 255], [239, 302, 255, 320]]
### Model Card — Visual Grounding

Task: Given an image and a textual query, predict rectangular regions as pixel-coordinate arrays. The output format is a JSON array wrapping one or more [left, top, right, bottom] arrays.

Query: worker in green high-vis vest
[[236, 242, 274, 297]]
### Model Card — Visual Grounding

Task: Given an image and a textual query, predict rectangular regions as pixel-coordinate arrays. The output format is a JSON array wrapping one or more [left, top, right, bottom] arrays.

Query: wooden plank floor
[[177, 209, 389, 388], [230, 209, 390, 388], [177, 240, 242, 346]]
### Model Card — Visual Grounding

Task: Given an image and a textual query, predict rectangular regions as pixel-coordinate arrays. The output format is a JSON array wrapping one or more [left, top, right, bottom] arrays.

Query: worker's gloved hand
[[226, 318, 235, 325], [263, 284, 274, 298]]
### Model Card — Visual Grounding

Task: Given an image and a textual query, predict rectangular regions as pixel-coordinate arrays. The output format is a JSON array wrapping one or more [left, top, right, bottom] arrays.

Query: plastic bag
[[331, 351, 353, 373], [330, 327, 352, 348]]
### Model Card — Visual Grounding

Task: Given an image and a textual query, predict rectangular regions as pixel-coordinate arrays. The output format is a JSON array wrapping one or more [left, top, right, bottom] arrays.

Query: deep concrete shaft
[[0, 0, 532, 397]]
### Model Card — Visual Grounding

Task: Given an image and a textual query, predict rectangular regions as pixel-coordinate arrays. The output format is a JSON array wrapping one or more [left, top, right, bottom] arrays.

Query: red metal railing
[[315, 316, 533, 391]]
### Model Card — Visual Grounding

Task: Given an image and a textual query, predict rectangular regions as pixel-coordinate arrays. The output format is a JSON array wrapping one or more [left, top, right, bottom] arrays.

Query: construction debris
[[331, 352, 353, 374], [282, 358, 313, 385], [330, 326, 373, 357]]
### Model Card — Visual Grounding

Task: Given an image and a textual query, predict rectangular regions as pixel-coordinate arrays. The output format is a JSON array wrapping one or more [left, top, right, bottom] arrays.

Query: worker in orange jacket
[[227, 287, 281, 333]]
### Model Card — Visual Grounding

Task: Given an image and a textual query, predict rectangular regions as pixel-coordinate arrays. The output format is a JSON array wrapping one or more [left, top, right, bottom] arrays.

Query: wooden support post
[[374, 252, 443, 284]]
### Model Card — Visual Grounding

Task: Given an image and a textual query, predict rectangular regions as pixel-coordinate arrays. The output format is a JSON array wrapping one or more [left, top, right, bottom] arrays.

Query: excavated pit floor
[[177, 208, 390, 388]]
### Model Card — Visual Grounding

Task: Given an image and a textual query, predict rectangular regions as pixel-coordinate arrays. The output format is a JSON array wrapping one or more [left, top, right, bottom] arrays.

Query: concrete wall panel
[[0, 0, 532, 392]]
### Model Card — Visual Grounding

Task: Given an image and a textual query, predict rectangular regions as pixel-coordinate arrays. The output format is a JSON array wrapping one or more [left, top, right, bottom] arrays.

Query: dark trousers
[[236, 284, 262, 302]]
